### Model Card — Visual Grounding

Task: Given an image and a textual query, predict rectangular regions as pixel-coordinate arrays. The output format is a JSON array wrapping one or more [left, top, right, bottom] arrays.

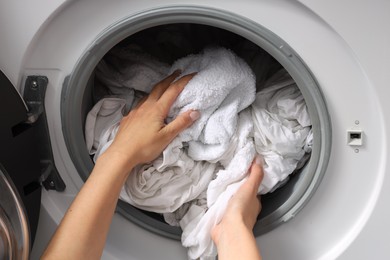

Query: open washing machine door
[[0, 71, 65, 259], [0, 166, 29, 260]]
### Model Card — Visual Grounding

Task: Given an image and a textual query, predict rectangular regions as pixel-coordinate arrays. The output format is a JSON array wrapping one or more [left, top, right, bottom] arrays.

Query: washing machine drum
[[63, 21, 331, 239]]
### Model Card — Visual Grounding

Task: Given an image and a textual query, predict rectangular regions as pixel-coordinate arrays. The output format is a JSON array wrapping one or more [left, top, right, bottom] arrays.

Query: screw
[[49, 181, 55, 187], [354, 149, 359, 153], [31, 80, 38, 90], [355, 120, 360, 125]]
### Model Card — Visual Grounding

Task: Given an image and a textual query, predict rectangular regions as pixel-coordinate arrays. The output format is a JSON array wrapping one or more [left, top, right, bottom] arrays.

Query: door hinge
[[23, 76, 66, 191], [24, 76, 48, 124]]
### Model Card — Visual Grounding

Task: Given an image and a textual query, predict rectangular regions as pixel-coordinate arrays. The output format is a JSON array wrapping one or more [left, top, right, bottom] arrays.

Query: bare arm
[[211, 157, 264, 260], [42, 71, 199, 259]]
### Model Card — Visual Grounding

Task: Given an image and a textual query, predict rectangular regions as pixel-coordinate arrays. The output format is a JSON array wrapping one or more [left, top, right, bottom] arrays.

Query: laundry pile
[[85, 45, 312, 259]]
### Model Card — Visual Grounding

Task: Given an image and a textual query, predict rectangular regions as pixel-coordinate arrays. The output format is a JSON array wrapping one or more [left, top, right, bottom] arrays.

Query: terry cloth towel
[[85, 46, 313, 260], [165, 47, 256, 162]]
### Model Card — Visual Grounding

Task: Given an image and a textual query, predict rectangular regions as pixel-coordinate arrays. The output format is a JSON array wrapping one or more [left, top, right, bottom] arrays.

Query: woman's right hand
[[211, 156, 264, 260]]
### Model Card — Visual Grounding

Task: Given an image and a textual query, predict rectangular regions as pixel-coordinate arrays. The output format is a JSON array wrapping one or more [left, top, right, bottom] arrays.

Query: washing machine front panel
[[298, 1, 390, 258], [0, 0, 69, 87], [1, 0, 386, 259]]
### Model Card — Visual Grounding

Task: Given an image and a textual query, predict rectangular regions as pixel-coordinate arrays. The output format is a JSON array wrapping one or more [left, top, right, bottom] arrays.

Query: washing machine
[[0, 0, 389, 259]]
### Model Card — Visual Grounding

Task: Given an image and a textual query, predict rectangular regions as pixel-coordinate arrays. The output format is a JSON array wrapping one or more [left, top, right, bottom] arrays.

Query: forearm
[[42, 72, 197, 259], [215, 222, 262, 260], [42, 153, 134, 260]]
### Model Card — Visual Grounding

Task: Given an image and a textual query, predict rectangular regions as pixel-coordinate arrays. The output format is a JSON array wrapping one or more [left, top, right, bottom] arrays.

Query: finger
[[158, 73, 196, 114], [162, 110, 200, 140], [247, 156, 264, 192], [149, 70, 181, 100], [134, 95, 148, 109]]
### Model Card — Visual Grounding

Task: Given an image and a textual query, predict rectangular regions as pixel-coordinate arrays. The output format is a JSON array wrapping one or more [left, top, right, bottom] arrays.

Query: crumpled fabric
[[85, 98, 125, 162], [181, 109, 256, 259], [85, 45, 312, 260], [121, 138, 217, 213], [252, 69, 313, 193]]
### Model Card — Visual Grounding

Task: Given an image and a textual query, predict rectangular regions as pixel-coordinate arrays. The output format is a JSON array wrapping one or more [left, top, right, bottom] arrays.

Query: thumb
[[248, 155, 264, 192], [163, 110, 200, 139]]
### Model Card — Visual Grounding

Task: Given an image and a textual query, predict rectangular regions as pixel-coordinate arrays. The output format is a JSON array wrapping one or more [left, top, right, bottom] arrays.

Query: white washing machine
[[0, 0, 389, 259]]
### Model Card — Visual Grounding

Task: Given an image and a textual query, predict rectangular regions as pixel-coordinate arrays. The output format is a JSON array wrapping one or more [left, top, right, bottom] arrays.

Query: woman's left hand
[[103, 70, 200, 171]]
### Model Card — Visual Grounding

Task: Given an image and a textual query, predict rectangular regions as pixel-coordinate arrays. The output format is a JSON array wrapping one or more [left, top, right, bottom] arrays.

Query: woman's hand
[[103, 70, 200, 171], [211, 156, 264, 260]]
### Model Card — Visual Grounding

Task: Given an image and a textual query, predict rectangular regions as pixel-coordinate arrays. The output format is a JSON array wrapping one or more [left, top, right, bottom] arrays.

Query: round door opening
[[62, 7, 331, 240]]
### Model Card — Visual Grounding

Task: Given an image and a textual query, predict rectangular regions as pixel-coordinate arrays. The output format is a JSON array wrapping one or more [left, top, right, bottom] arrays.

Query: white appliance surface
[[0, 0, 389, 259]]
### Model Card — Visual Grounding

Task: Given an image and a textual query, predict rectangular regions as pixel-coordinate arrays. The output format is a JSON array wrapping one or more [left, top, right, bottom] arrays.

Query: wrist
[[96, 150, 137, 176], [212, 219, 251, 248], [213, 221, 261, 260]]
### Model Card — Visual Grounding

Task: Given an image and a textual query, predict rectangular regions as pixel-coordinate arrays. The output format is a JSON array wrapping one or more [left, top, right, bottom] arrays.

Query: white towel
[[166, 47, 256, 162]]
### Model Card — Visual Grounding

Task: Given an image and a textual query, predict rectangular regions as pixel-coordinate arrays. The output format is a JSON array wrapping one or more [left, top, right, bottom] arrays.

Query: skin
[[211, 158, 264, 260], [42, 71, 263, 260]]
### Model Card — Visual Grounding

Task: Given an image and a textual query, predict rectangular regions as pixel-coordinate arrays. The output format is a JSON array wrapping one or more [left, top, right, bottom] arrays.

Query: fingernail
[[190, 110, 200, 121], [255, 155, 263, 165], [173, 69, 182, 75]]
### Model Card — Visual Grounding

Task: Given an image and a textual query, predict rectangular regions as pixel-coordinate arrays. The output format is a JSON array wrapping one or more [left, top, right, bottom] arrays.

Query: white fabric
[[252, 69, 312, 193], [181, 109, 255, 259], [85, 98, 126, 162], [120, 138, 216, 213], [85, 46, 313, 260], [166, 47, 256, 161]]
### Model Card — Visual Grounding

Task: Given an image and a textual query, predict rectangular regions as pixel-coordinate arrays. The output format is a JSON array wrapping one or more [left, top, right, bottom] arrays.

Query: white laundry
[[163, 190, 208, 227], [85, 98, 126, 162], [251, 69, 313, 193], [166, 47, 256, 162], [120, 138, 216, 213], [181, 70, 314, 259], [85, 45, 313, 260], [181, 109, 255, 259], [84, 99, 216, 215]]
